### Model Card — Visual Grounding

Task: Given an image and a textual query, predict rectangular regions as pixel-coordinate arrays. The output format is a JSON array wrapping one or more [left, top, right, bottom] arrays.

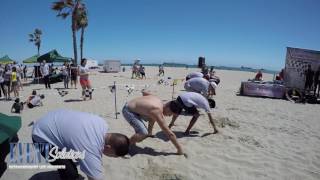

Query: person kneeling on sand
[[25, 93, 44, 108], [122, 91, 185, 156], [11, 98, 24, 113], [32, 109, 130, 180], [168, 92, 218, 135]]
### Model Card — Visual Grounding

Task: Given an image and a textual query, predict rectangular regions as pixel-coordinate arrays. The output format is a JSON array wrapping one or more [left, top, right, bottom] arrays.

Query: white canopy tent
[[85, 59, 99, 69]]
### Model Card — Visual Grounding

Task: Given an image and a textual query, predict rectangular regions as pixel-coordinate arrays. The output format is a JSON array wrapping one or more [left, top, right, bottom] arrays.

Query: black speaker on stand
[[198, 56, 205, 68]]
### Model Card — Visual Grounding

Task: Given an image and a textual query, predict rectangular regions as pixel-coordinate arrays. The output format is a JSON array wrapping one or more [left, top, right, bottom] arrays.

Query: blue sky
[[0, 0, 319, 70]]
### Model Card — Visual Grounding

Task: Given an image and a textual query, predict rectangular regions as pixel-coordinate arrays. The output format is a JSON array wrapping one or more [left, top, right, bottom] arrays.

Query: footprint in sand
[[226, 107, 239, 111], [215, 117, 240, 129], [238, 135, 264, 148], [143, 159, 188, 180]]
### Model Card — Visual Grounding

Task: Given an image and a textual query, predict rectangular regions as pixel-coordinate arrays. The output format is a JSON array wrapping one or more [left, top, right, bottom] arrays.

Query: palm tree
[[29, 28, 42, 55], [52, 0, 82, 65], [76, 3, 88, 60]]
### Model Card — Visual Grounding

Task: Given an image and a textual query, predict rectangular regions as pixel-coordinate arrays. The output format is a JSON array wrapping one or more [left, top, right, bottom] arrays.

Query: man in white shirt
[[32, 109, 130, 180], [168, 92, 218, 135], [40, 60, 51, 89], [184, 77, 217, 97]]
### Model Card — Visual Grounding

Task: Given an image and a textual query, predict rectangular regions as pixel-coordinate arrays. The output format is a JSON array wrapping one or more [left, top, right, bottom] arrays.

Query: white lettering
[[48, 147, 85, 162]]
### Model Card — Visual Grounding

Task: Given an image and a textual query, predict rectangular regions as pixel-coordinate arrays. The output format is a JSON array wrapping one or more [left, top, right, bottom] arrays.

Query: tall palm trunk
[[71, 2, 79, 65], [80, 27, 84, 60], [37, 45, 40, 56], [72, 25, 77, 65]]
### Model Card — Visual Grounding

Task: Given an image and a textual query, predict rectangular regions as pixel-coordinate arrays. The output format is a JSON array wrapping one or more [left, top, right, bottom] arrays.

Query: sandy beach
[[1, 66, 320, 180]]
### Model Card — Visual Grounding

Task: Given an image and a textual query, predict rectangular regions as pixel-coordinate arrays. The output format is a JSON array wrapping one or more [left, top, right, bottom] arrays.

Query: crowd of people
[[36, 58, 93, 100], [4, 61, 320, 180], [4, 62, 217, 180], [0, 62, 26, 100], [131, 62, 146, 79]]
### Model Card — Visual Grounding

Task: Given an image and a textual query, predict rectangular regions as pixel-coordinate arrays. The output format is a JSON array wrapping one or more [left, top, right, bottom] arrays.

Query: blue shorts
[[122, 103, 148, 135]]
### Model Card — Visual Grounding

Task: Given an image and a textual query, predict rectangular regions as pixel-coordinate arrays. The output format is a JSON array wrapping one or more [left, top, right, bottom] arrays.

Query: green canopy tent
[[22, 55, 39, 64], [37, 49, 71, 63], [0, 113, 21, 144], [0, 55, 14, 65]]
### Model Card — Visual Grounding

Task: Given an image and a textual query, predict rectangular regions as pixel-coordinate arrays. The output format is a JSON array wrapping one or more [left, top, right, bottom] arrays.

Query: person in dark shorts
[[70, 63, 78, 89], [0, 64, 6, 100], [3, 65, 11, 100], [168, 92, 218, 135], [314, 66, 320, 97], [305, 64, 314, 94], [139, 65, 146, 79]]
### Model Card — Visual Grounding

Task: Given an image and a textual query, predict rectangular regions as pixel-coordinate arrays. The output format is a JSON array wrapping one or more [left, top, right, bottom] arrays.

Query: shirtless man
[[168, 92, 218, 135], [122, 92, 185, 155]]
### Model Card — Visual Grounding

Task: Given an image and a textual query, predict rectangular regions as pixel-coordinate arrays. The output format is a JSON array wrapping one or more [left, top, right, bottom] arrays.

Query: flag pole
[[114, 81, 118, 119]]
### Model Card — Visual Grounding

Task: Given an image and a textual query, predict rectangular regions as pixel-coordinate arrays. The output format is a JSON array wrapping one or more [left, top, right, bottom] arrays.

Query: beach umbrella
[[0, 55, 14, 64], [23, 55, 39, 64], [0, 113, 21, 144], [37, 49, 71, 63]]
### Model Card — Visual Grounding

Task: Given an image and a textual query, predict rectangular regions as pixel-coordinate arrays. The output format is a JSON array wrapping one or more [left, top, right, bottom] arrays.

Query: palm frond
[[52, 1, 66, 11], [29, 34, 34, 38], [61, 12, 70, 19], [35, 28, 42, 35], [65, 0, 74, 7]]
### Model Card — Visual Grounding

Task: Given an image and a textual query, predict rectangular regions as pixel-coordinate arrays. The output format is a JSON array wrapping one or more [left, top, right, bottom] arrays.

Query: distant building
[[103, 60, 121, 73], [85, 59, 99, 69]]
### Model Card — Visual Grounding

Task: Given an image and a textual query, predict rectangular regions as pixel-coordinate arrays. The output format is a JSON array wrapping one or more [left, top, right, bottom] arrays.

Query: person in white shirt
[[25, 91, 44, 108], [79, 58, 93, 100], [168, 92, 218, 135], [184, 77, 217, 97], [40, 60, 51, 89]]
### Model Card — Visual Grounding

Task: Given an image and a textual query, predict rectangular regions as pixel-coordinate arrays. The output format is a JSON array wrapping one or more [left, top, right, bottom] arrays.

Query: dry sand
[[1, 66, 320, 180]]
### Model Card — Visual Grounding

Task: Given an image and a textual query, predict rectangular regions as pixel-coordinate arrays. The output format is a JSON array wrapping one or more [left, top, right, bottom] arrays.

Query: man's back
[[32, 109, 109, 178], [128, 95, 162, 117], [184, 77, 209, 95], [32, 109, 107, 151], [179, 92, 210, 112]]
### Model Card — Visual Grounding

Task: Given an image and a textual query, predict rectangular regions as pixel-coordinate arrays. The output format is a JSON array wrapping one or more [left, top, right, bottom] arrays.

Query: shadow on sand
[[64, 99, 83, 103], [155, 131, 200, 142], [129, 145, 177, 157]]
